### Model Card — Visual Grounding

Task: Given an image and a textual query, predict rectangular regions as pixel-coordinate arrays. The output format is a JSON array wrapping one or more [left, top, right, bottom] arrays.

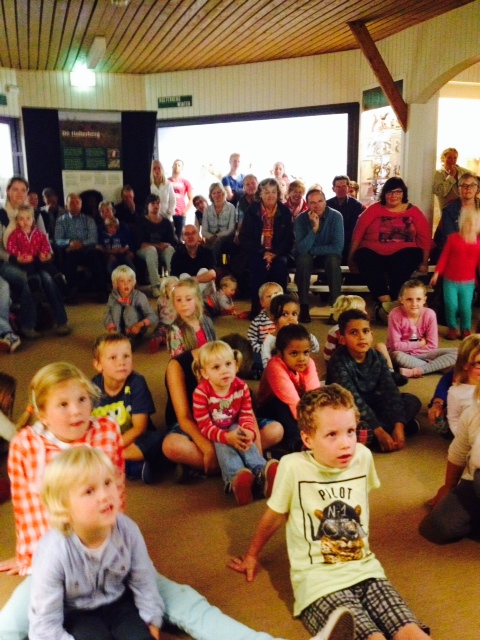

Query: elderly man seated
[[170, 224, 216, 298], [294, 187, 344, 323]]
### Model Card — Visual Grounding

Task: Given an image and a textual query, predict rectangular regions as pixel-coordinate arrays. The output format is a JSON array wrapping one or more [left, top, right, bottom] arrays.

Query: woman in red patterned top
[[348, 177, 431, 318]]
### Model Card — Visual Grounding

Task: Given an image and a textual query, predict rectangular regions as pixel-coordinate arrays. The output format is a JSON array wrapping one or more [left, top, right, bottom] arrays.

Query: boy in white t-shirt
[[229, 384, 430, 640]]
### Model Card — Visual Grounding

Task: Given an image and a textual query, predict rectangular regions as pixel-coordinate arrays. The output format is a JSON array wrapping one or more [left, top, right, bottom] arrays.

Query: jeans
[[0, 276, 14, 336], [137, 245, 175, 287], [39, 270, 68, 326], [0, 574, 285, 640], [0, 262, 36, 330], [443, 278, 475, 331], [214, 425, 266, 483], [295, 252, 342, 306]]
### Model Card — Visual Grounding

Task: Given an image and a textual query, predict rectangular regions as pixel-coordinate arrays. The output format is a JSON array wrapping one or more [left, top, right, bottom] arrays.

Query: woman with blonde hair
[[150, 160, 176, 222]]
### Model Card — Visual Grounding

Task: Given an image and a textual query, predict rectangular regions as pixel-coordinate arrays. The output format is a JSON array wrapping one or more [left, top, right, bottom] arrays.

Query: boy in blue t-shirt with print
[[92, 332, 163, 483]]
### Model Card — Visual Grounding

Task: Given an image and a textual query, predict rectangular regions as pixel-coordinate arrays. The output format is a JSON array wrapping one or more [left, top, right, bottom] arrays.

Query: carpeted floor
[[0, 294, 478, 640]]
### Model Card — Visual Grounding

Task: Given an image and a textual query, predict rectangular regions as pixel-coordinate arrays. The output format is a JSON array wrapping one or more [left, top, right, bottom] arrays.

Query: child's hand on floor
[[228, 554, 259, 582], [227, 428, 252, 452], [374, 427, 399, 453]]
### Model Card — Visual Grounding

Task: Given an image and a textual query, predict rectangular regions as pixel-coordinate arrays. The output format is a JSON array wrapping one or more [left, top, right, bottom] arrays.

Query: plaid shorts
[[300, 578, 429, 640]]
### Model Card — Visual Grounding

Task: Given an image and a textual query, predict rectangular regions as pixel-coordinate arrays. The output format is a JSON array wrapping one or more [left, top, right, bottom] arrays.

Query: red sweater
[[352, 202, 431, 256], [193, 377, 256, 444], [257, 355, 320, 419], [435, 232, 480, 282], [7, 226, 52, 258]]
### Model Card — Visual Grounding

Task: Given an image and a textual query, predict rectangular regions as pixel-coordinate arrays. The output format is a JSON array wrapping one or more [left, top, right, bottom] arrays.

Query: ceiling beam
[[348, 20, 409, 131]]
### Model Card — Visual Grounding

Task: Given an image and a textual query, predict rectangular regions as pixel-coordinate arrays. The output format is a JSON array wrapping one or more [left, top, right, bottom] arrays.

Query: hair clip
[[26, 405, 35, 414]]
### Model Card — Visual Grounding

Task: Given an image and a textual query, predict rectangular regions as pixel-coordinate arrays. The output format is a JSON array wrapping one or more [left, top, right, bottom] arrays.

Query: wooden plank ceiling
[[0, 0, 473, 74]]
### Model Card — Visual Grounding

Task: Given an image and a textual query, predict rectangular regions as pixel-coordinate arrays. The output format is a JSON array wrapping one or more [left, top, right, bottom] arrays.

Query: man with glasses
[[434, 172, 479, 252]]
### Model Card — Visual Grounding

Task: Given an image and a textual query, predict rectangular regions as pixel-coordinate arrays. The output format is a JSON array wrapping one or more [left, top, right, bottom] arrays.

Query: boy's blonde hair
[[298, 384, 360, 436], [93, 331, 131, 361], [220, 275, 237, 290], [332, 295, 366, 321], [398, 279, 427, 300], [111, 264, 136, 288], [41, 446, 115, 535], [192, 340, 242, 381], [453, 333, 480, 385], [258, 282, 283, 302], [159, 276, 179, 299], [18, 362, 100, 429]]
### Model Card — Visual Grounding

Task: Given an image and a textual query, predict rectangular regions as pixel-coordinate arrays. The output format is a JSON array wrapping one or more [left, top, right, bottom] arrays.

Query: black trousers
[[354, 247, 422, 301], [64, 589, 154, 640]]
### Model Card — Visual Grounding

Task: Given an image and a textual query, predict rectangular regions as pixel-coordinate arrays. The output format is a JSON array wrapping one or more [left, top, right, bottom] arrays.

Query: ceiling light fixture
[[70, 63, 96, 88], [87, 36, 106, 69]]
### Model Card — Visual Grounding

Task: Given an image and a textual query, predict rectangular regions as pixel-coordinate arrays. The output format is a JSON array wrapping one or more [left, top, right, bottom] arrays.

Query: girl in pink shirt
[[7, 205, 68, 299], [387, 279, 457, 378], [257, 324, 321, 451]]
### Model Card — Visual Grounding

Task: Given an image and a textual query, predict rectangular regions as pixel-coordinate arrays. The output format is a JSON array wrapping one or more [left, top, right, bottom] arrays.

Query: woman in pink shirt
[[348, 177, 431, 319]]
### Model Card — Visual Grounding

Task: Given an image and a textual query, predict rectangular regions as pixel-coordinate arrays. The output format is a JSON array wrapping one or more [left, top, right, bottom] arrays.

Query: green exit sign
[[0, 94, 7, 106], [158, 95, 192, 109]]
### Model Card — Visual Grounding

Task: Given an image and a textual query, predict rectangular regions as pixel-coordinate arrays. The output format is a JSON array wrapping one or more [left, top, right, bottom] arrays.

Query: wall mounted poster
[[59, 111, 123, 202]]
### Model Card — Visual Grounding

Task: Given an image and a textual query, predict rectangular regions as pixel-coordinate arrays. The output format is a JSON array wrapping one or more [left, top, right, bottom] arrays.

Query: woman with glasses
[[348, 177, 431, 318], [434, 173, 480, 254], [239, 178, 294, 318]]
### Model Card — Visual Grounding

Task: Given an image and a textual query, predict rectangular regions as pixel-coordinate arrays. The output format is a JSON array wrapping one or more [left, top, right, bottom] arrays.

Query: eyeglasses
[[459, 183, 477, 190], [385, 189, 403, 195]]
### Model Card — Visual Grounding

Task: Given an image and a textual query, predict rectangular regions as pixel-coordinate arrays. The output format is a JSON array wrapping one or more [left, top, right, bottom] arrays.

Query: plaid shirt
[[8, 417, 125, 576]]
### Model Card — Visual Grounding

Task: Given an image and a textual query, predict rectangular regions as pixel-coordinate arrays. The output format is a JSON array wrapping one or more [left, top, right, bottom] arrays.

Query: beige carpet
[[0, 296, 478, 640]]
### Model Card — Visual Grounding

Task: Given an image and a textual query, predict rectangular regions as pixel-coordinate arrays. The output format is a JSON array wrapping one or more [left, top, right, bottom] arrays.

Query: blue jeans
[[0, 276, 14, 336], [0, 574, 284, 640], [39, 270, 68, 326], [0, 262, 36, 330], [214, 425, 266, 483], [443, 278, 475, 331]]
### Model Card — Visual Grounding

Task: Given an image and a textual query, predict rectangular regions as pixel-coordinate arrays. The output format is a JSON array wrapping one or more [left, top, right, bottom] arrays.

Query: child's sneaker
[[141, 461, 154, 485], [310, 606, 355, 640], [231, 468, 255, 506], [356, 421, 373, 446], [4, 332, 21, 353], [262, 459, 279, 499], [0, 335, 11, 352]]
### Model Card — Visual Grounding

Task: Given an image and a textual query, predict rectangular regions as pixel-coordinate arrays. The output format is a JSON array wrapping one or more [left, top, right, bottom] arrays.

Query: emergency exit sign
[[158, 95, 192, 108]]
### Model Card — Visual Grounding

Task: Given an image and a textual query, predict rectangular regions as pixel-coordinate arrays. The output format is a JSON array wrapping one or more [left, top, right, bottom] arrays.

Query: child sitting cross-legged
[[206, 275, 250, 319], [261, 293, 319, 368], [104, 265, 158, 343], [92, 332, 163, 484], [192, 340, 279, 506], [247, 281, 283, 374], [149, 275, 179, 353], [29, 446, 164, 640], [229, 384, 431, 640], [387, 279, 457, 378], [324, 294, 407, 387], [327, 309, 421, 453]]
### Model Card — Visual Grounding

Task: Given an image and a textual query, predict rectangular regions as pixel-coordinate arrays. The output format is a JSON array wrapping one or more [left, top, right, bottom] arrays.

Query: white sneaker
[[310, 606, 355, 640], [1, 332, 21, 353]]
